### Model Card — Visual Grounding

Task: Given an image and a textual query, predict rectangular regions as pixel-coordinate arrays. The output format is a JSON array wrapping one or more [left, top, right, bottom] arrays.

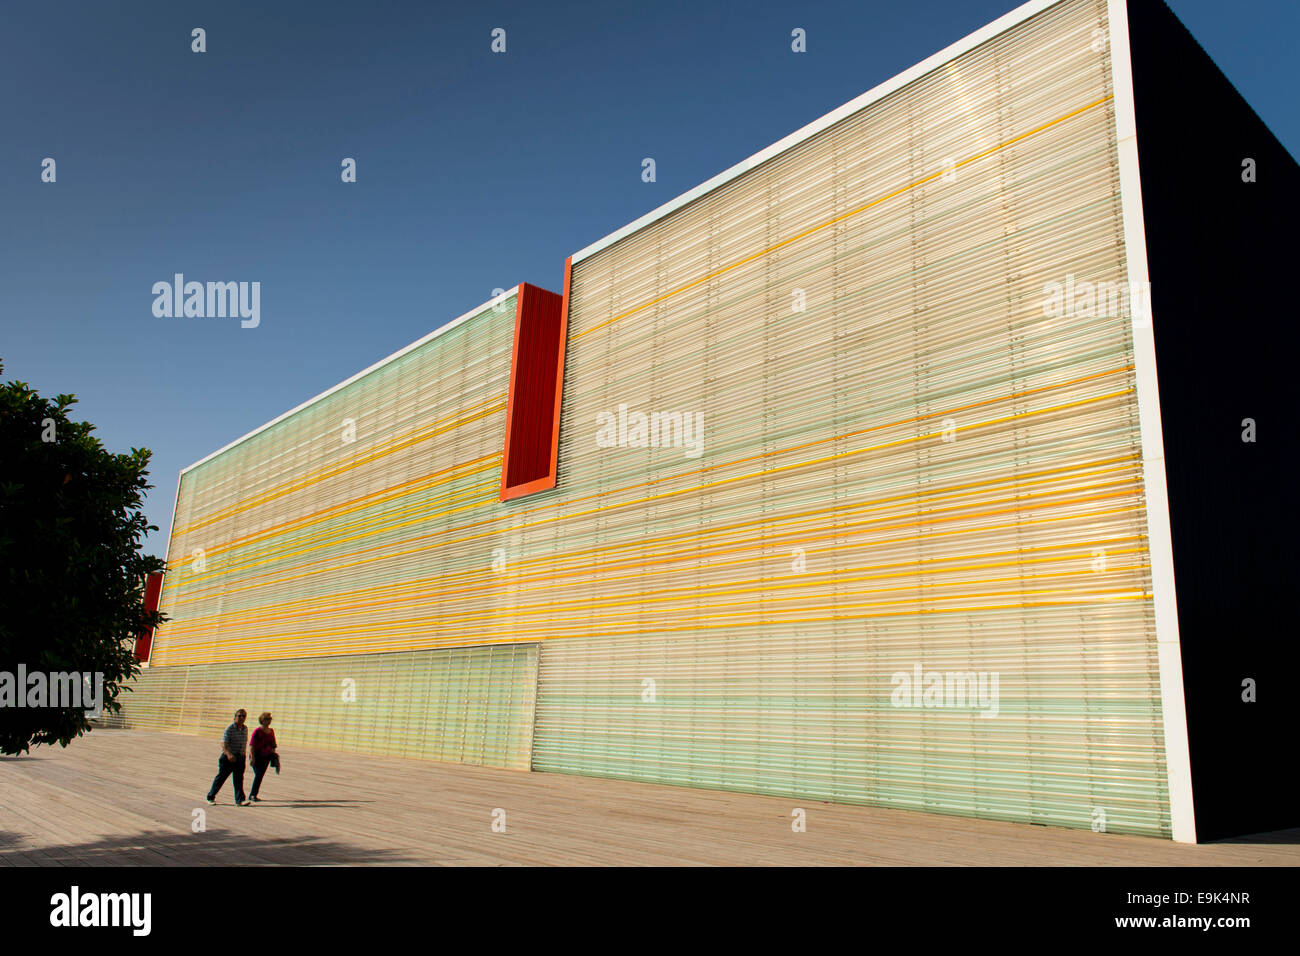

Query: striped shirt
[[222, 722, 248, 758]]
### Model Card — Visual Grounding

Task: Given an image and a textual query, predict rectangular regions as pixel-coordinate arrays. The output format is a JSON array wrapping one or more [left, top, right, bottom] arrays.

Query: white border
[[571, 0, 1064, 264], [1107, 0, 1197, 844], [178, 287, 518, 475]]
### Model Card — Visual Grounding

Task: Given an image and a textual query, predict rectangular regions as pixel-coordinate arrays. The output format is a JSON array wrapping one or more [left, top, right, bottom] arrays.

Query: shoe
[[250, 796, 262, 802], [205, 798, 215, 805], [236, 799, 250, 806]]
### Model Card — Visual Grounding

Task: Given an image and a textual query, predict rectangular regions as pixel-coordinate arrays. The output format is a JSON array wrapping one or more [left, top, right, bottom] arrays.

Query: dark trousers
[[250, 754, 272, 798], [207, 754, 246, 803]]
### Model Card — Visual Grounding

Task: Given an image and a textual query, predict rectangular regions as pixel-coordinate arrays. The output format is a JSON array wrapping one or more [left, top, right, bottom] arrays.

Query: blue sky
[[2, 0, 1296, 556]]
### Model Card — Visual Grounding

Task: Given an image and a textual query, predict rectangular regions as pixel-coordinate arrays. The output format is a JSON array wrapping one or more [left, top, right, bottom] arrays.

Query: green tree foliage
[[0, 359, 165, 754]]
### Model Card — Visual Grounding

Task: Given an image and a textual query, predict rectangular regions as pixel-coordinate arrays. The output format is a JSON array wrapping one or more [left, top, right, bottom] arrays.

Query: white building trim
[[1106, 0, 1197, 844]]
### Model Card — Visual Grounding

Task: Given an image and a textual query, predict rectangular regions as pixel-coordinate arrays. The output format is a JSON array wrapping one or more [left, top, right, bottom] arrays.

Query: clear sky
[[2, 0, 1296, 556]]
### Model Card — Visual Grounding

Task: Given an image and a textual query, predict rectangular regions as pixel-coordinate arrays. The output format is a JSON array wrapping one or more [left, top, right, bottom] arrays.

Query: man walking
[[205, 709, 251, 806]]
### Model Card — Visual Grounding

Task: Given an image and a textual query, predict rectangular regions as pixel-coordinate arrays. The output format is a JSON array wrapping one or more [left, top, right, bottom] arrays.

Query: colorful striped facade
[[112, 0, 1300, 844]]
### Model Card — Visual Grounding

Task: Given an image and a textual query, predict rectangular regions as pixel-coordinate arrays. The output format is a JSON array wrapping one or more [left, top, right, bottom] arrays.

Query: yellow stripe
[[165, 494, 1148, 639], [573, 94, 1115, 340], [165, 381, 1136, 609], [171, 396, 503, 539], [169, 467, 1145, 630], [158, 591, 1152, 664]]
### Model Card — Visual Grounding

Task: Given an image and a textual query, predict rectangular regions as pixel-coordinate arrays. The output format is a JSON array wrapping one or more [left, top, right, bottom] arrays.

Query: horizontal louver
[[107, 644, 539, 770], [132, 0, 1172, 836], [531, 0, 1170, 837], [153, 294, 519, 665]]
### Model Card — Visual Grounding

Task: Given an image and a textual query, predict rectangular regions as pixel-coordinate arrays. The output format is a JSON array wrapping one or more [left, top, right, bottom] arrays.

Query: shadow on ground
[[0, 828, 419, 866]]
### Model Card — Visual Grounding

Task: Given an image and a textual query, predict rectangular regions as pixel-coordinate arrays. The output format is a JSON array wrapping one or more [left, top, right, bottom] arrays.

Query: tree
[[0, 359, 165, 754]]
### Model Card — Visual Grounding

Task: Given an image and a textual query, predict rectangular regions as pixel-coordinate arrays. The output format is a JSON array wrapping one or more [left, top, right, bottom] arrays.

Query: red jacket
[[251, 726, 277, 758]]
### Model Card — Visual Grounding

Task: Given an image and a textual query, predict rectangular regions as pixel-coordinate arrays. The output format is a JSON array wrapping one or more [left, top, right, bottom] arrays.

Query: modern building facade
[[114, 0, 1296, 843]]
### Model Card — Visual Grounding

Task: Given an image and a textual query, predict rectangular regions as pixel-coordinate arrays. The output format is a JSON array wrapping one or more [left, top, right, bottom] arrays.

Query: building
[[114, 0, 1297, 844]]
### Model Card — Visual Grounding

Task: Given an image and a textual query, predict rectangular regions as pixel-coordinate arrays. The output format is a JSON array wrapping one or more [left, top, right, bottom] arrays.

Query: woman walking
[[248, 712, 279, 802]]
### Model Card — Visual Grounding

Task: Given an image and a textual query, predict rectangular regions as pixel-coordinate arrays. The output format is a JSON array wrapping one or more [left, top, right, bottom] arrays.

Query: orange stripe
[[166, 453, 1140, 614], [172, 396, 503, 538], [164, 366, 1134, 600], [169, 467, 1144, 629], [573, 94, 1115, 340], [167, 488, 1146, 637]]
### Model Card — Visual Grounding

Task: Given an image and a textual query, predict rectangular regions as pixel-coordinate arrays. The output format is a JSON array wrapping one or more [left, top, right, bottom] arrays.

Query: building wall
[[109, 643, 538, 769], [528, 0, 1169, 837], [123, 0, 1179, 837], [152, 293, 520, 666]]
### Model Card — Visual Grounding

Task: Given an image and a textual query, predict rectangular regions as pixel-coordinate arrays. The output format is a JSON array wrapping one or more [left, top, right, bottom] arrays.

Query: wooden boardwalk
[[1, 729, 1295, 866]]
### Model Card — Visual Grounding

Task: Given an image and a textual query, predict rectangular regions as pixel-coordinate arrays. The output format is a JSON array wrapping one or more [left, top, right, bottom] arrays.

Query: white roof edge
[[570, 0, 1064, 264], [179, 286, 521, 475]]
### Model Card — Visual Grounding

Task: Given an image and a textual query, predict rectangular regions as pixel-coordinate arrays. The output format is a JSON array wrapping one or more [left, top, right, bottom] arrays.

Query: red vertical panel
[[134, 570, 164, 663], [500, 272, 569, 500]]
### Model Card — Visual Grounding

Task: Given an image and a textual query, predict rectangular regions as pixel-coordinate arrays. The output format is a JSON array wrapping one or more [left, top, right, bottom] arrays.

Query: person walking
[[205, 709, 250, 806], [248, 712, 279, 802]]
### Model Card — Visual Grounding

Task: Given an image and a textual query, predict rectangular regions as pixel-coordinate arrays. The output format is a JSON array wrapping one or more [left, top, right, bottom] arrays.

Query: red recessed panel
[[500, 270, 569, 501], [134, 570, 164, 663]]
